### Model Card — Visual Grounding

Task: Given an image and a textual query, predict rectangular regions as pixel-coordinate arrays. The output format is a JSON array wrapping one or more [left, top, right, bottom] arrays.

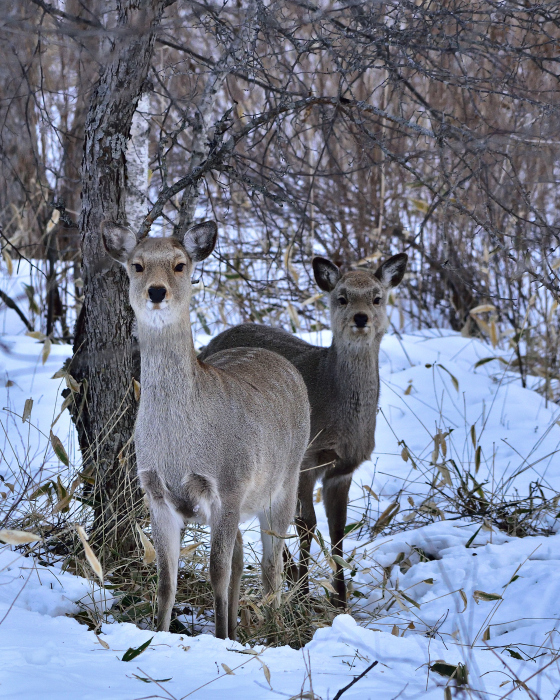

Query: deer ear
[[183, 221, 217, 262], [374, 253, 408, 288], [313, 257, 341, 292], [102, 221, 137, 264]]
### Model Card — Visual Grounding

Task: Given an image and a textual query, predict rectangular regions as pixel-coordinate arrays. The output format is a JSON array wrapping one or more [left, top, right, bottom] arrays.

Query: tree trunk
[[70, 0, 172, 556]]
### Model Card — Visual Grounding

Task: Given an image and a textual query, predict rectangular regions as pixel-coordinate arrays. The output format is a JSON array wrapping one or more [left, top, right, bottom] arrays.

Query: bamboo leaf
[[258, 659, 271, 687], [474, 357, 500, 368], [473, 589, 502, 603], [26, 330, 46, 341], [76, 525, 103, 583], [180, 542, 201, 558], [41, 338, 52, 365], [2, 248, 13, 276], [0, 528, 41, 545], [475, 445, 482, 473], [331, 554, 353, 570], [50, 431, 69, 466], [470, 304, 496, 315], [470, 424, 476, 448], [22, 398, 33, 423], [121, 637, 153, 662], [363, 484, 379, 500], [136, 524, 156, 564], [438, 364, 459, 391]]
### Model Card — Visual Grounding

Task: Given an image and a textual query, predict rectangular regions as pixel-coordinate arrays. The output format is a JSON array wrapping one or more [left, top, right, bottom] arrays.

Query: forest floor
[[0, 269, 559, 699]]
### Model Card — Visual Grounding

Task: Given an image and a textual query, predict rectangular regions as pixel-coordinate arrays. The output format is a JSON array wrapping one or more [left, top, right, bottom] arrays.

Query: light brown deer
[[102, 221, 310, 639], [200, 253, 407, 607]]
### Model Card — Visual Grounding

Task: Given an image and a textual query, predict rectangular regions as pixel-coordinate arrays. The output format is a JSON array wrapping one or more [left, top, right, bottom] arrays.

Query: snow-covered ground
[[1, 271, 559, 699]]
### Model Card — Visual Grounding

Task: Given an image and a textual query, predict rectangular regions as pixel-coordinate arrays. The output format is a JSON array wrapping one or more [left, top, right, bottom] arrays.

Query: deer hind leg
[[227, 529, 243, 641], [295, 464, 318, 599], [210, 513, 239, 639], [259, 489, 297, 645], [323, 472, 353, 608]]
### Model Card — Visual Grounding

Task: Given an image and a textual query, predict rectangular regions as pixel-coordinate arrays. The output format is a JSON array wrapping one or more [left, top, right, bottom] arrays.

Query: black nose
[[148, 286, 167, 303], [354, 313, 369, 328]]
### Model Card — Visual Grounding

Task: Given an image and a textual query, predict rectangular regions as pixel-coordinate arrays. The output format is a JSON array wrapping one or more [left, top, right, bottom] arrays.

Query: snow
[[0, 278, 559, 698]]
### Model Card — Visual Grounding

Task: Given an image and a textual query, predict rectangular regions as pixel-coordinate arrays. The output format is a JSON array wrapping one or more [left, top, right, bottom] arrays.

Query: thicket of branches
[[1, 0, 560, 549], [3, 2, 560, 382]]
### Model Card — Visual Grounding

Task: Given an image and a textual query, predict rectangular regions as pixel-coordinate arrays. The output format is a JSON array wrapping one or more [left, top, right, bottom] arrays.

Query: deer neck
[[137, 312, 199, 397], [326, 334, 381, 409]]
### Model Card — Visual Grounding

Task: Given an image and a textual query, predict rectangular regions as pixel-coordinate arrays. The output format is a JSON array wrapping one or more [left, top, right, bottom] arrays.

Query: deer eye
[[133, 263, 144, 273], [338, 297, 348, 306], [174, 263, 186, 272], [373, 296, 381, 305]]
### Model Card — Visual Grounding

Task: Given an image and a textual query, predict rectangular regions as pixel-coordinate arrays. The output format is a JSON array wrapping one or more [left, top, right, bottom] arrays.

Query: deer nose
[[354, 313, 369, 328], [148, 286, 167, 304]]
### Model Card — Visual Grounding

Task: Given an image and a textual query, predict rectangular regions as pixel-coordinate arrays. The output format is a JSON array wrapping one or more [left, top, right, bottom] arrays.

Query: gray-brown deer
[[200, 253, 407, 607], [102, 221, 310, 639]]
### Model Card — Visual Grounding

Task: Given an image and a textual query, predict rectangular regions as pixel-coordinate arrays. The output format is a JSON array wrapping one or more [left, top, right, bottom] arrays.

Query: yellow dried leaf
[[473, 589, 502, 603], [301, 293, 323, 307], [403, 383, 412, 395], [180, 542, 201, 558], [410, 197, 430, 213], [221, 663, 235, 675], [65, 374, 81, 394], [470, 304, 496, 315], [0, 528, 41, 545], [52, 494, 72, 514], [401, 445, 409, 462], [42, 339, 52, 365], [459, 589, 468, 612], [22, 398, 33, 423], [2, 248, 13, 276], [133, 379, 141, 402], [436, 463, 452, 487], [96, 635, 110, 649], [316, 578, 337, 594], [363, 484, 379, 500], [76, 525, 103, 583], [286, 302, 300, 329], [391, 624, 400, 636], [258, 659, 272, 686], [136, 523, 156, 564], [314, 487, 322, 503], [26, 330, 46, 341], [489, 320, 498, 348]]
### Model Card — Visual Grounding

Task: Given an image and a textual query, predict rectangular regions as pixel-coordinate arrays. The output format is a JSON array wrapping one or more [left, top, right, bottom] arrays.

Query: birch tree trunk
[[71, 0, 172, 554]]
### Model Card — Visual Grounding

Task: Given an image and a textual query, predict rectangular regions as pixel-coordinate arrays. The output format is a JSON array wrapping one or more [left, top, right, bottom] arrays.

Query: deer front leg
[[150, 501, 182, 632], [323, 473, 352, 608], [210, 513, 239, 639], [295, 465, 318, 599], [228, 529, 243, 641]]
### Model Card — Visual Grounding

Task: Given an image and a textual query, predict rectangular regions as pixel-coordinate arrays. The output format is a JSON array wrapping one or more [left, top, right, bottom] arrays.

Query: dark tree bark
[[70, 0, 173, 554]]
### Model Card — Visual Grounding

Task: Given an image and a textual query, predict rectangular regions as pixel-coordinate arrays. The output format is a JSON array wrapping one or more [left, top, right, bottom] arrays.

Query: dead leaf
[[136, 523, 156, 564], [22, 398, 33, 423], [76, 525, 103, 583], [180, 542, 201, 558], [0, 528, 41, 545]]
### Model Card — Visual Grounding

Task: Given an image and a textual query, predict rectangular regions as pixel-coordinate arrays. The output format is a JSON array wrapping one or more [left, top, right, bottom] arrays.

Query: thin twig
[[332, 660, 378, 700]]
